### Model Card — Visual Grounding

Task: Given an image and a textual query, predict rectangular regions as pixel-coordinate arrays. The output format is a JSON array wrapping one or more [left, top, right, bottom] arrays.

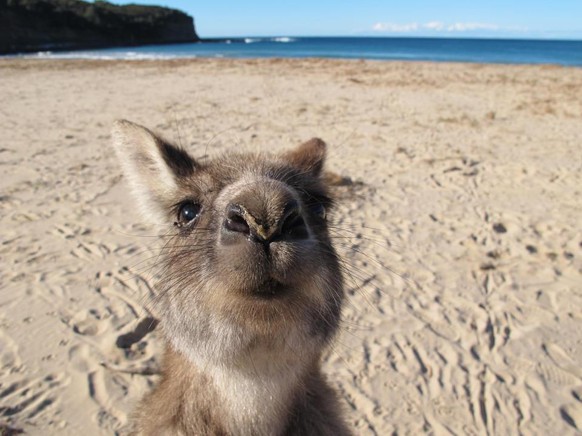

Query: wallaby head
[[111, 120, 344, 375]]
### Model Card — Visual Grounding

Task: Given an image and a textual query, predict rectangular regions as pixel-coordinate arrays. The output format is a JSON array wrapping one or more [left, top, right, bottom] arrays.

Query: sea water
[[19, 37, 582, 66]]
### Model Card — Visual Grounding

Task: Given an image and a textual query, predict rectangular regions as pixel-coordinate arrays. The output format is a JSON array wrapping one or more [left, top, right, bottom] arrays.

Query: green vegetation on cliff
[[0, 0, 199, 54]]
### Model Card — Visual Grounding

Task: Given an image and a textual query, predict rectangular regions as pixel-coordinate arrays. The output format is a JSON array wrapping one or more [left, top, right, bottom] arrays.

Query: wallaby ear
[[283, 138, 326, 177], [111, 120, 196, 224]]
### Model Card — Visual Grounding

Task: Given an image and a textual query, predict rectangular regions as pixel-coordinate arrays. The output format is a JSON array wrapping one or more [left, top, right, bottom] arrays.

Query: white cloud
[[424, 21, 445, 31], [372, 22, 419, 32], [371, 21, 503, 34], [446, 22, 500, 31]]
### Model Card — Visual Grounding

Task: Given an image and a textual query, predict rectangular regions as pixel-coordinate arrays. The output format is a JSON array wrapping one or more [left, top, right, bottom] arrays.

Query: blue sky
[[109, 1, 582, 39]]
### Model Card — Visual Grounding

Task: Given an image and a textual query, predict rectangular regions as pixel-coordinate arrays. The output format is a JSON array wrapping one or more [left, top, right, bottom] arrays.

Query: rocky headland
[[0, 0, 199, 54]]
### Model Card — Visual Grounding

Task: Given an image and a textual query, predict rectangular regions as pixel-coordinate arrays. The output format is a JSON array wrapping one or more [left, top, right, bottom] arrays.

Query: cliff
[[0, 0, 199, 54]]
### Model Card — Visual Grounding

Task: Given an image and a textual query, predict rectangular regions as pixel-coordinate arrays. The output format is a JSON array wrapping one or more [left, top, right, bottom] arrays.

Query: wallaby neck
[[163, 341, 313, 436]]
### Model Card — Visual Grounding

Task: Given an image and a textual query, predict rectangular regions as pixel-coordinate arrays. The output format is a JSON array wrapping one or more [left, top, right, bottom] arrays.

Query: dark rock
[[0, 0, 199, 54]]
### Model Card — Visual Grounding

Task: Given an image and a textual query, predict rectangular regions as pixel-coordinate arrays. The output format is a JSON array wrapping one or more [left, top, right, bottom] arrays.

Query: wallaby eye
[[178, 202, 201, 224], [309, 203, 326, 220]]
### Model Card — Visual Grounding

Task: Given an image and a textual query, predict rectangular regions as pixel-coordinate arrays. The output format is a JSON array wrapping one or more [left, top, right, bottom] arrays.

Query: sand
[[1, 58, 581, 435]]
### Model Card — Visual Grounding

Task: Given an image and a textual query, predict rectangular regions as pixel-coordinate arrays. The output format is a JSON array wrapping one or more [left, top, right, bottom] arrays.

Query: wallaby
[[111, 120, 349, 436]]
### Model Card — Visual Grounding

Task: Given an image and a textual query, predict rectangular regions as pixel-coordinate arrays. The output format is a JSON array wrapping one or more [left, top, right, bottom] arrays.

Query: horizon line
[[200, 34, 582, 42]]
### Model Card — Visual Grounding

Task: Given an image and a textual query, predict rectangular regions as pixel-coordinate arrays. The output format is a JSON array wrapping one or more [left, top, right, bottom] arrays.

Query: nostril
[[280, 202, 308, 239], [281, 210, 302, 232], [225, 204, 250, 235]]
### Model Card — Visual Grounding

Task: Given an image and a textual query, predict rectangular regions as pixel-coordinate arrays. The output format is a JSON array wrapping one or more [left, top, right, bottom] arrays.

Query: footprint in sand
[[536, 362, 579, 386], [0, 330, 22, 374], [542, 342, 582, 380], [65, 309, 109, 337], [69, 343, 100, 373], [560, 386, 582, 431], [560, 402, 582, 431], [87, 369, 128, 432], [0, 373, 65, 424]]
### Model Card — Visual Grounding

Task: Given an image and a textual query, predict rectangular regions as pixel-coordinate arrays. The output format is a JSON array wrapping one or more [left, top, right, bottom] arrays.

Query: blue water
[[24, 37, 582, 66]]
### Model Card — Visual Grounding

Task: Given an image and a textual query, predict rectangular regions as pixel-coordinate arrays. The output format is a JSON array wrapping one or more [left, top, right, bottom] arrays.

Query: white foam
[[272, 37, 296, 43], [16, 51, 194, 60]]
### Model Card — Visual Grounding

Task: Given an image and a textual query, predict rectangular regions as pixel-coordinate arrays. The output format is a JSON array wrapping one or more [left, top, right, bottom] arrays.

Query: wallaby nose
[[224, 204, 251, 235], [223, 199, 309, 244]]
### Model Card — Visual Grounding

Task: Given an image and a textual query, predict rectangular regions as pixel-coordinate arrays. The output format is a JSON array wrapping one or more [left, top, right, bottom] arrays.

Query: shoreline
[[3, 56, 580, 69], [3, 37, 582, 67], [0, 56, 577, 70]]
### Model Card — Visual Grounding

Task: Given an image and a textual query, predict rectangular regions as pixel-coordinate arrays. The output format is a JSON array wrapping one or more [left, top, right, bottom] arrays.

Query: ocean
[[19, 37, 582, 66]]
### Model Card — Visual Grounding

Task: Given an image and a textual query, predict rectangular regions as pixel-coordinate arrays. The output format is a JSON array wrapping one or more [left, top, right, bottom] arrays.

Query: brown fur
[[112, 120, 350, 436]]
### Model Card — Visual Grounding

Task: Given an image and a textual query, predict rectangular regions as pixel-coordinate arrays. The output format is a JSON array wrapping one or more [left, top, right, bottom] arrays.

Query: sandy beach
[[1, 58, 581, 435]]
